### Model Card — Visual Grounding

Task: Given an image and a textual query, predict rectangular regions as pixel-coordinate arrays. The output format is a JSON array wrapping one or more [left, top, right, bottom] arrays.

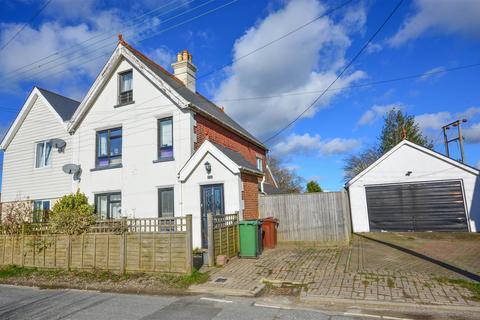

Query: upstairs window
[[96, 127, 122, 168], [32, 200, 50, 222], [256, 157, 263, 172], [95, 193, 121, 219], [118, 70, 133, 104], [35, 141, 52, 168], [158, 117, 173, 160]]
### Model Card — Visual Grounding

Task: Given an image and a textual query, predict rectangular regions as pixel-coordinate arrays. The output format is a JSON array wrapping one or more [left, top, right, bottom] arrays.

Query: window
[[32, 200, 50, 222], [158, 188, 174, 217], [256, 157, 263, 171], [118, 70, 133, 104], [158, 117, 173, 160], [95, 193, 121, 219], [96, 128, 122, 168], [35, 141, 52, 168]]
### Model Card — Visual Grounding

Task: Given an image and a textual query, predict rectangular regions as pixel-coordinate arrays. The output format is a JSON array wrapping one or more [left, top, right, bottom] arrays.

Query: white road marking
[[200, 297, 233, 303], [344, 312, 412, 320], [254, 303, 292, 310]]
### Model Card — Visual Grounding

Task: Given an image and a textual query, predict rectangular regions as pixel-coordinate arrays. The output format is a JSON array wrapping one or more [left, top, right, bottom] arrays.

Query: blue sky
[[1, 0, 480, 191]]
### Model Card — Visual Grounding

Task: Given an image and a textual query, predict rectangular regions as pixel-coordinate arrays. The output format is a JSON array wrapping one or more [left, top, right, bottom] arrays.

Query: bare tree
[[268, 156, 305, 193], [343, 146, 381, 182]]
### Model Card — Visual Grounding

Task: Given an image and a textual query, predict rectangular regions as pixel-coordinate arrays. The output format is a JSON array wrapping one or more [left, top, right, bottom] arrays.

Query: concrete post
[[185, 215, 193, 274]]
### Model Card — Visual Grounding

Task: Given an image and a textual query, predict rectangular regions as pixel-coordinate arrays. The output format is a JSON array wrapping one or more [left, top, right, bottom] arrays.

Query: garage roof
[[345, 140, 480, 187]]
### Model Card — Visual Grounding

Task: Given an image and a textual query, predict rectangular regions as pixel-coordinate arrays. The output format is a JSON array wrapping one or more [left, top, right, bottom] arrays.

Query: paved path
[[192, 235, 480, 307], [0, 285, 368, 320]]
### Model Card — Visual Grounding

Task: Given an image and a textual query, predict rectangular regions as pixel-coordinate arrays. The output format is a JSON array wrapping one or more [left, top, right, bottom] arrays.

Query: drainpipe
[[260, 175, 266, 194]]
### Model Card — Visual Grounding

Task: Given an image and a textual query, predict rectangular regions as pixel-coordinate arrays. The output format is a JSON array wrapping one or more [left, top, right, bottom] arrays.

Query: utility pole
[[442, 119, 467, 163]]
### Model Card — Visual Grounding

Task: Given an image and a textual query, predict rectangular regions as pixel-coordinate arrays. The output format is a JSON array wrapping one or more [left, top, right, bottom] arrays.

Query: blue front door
[[201, 184, 224, 248]]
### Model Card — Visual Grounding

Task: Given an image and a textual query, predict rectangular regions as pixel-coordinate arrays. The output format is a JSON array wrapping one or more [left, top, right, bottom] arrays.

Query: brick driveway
[[190, 233, 480, 307]]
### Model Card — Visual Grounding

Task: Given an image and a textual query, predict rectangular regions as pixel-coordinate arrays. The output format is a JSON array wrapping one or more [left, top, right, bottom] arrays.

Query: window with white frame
[[95, 193, 122, 219], [158, 117, 173, 160], [32, 200, 50, 222], [118, 70, 133, 104], [35, 141, 52, 168], [256, 156, 263, 171]]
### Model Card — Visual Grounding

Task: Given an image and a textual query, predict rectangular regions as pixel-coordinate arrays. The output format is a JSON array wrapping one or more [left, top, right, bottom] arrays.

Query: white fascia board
[[67, 44, 189, 133], [1, 87, 67, 150], [178, 140, 240, 182], [346, 140, 479, 187]]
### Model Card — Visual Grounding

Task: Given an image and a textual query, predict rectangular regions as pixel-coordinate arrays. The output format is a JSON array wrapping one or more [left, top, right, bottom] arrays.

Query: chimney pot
[[172, 49, 197, 92]]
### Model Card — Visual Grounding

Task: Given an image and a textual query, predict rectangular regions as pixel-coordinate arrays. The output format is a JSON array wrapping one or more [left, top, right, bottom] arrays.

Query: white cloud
[[463, 123, 480, 144], [147, 46, 175, 69], [0, 122, 9, 142], [271, 133, 361, 158], [389, 0, 480, 47], [419, 66, 446, 81], [366, 42, 382, 54], [319, 138, 361, 156], [0, 8, 159, 95], [357, 104, 402, 126], [213, 0, 366, 139], [415, 111, 451, 131], [415, 107, 480, 132]]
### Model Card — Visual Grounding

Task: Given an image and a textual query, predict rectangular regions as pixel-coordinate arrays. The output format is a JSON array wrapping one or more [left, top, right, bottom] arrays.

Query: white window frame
[[34, 140, 53, 169], [256, 156, 263, 172], [32, 199, 51, 222]]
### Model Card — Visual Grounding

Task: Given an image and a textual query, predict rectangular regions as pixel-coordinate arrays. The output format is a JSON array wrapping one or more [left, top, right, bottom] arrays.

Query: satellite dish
[[49, 138, 66, 151], [62, 164, 80, 174]]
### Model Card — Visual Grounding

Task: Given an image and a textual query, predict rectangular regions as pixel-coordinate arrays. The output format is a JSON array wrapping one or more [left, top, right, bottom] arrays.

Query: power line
[[263, 0, 406, 144], [2, 0, 192, 77], [214, 62, 480, 103], [0, 0, 53, 52], [3, 0, 213, 82], [194, 0, 354, 82]]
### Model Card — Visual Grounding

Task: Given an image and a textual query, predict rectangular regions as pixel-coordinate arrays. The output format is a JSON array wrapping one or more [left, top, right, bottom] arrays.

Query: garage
[[365, 180, 468, 232], [347, 140, 479, 233]]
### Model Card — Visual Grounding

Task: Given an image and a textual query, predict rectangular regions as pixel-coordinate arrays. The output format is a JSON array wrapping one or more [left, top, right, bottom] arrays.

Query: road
[[0, 284, 368, 320]]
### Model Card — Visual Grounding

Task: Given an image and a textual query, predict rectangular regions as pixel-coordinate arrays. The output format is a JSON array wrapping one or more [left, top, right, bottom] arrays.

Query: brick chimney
[[172, 50, 197, 92]]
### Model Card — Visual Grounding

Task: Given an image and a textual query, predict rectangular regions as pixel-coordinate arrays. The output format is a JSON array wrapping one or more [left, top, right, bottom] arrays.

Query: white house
[[347, 140, 479, 233], [0, 37, 278, 248]]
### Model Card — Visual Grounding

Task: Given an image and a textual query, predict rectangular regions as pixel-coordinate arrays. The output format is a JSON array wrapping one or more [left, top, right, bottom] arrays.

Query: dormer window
[[256, 156, 263, 172], [118, 70, 133, 104]]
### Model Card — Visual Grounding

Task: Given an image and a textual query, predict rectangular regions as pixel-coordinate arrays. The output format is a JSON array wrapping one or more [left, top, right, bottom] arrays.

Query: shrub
[[1, 201, 32, 235], [48, 192, 96, 235]]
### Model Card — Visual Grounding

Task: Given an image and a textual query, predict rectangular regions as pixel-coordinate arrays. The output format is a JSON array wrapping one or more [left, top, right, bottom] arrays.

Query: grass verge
[[435, 277, 480, 301], [0, 265, 209, 292]]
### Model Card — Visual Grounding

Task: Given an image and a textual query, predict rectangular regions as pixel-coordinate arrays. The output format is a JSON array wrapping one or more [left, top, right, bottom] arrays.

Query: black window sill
[[153, 157, 175, 163], [114, 100, 135, 108], [90, 164, 123, 172]]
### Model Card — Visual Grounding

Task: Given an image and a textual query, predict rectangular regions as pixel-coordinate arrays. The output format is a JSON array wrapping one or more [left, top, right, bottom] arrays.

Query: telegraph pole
[[442, 119, 467, 163]]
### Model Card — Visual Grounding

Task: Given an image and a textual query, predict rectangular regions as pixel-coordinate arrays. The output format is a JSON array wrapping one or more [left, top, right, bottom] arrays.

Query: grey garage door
[[365, 180, 469, 232]]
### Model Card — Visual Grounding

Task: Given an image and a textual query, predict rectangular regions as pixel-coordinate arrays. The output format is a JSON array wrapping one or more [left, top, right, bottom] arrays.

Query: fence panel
[[259, 192, 351, 244], [0, 216, 193, 274], [208, 213, 239, 266]]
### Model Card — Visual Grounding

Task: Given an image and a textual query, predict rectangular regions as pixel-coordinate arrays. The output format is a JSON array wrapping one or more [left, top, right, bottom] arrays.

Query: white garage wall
[[348, 143, 479, 233]]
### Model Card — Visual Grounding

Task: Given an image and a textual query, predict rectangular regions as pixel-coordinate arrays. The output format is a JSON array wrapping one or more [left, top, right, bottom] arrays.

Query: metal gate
[[366, 180, 469, 232]]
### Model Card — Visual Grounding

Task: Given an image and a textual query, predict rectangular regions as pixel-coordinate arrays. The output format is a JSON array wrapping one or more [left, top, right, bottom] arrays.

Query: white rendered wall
[[180, 152, 243, 248], [348, 144, 479, 233], [73, 58, 195, 220]]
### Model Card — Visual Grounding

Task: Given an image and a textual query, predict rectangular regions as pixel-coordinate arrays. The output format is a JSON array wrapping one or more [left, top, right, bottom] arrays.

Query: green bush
[[48, 192, 96, 235]]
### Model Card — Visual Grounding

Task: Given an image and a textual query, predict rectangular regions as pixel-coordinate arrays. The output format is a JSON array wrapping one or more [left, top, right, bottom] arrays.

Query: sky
[[0, 0, 480, 192]]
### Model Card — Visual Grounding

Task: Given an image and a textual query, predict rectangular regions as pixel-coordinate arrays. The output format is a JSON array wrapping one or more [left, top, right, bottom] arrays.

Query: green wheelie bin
[[239, 220, 261, 258]]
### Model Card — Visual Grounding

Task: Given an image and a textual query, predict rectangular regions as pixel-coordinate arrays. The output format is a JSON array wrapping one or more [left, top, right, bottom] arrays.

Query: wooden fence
[[0, 216, 193, 274], [259, 192, 351, 244], [207, 213, 239, 266]]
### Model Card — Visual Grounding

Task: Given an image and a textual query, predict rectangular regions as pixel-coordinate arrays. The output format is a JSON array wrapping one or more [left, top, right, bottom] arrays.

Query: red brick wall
[[241, 173, 259, 220], [194, 114, 266, 170]]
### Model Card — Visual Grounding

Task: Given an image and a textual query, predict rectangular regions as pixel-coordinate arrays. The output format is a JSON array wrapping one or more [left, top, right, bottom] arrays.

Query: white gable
[[1, 87, 67, 150], [347, 140, 479, 187]]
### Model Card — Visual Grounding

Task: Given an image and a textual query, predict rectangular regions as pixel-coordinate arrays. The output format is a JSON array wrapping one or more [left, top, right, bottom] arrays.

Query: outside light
[[204, 161, 212, 174]]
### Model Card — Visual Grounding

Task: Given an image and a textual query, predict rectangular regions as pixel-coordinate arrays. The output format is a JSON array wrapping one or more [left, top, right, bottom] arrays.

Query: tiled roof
[[121, 42, 267, 150], [212, 142, 263, 175], [37, 87, 80, 121]]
